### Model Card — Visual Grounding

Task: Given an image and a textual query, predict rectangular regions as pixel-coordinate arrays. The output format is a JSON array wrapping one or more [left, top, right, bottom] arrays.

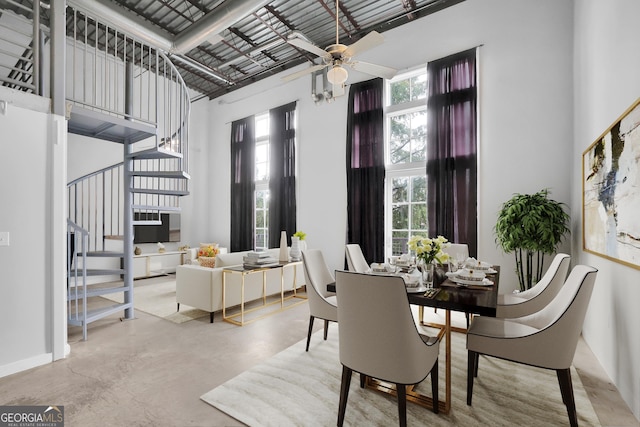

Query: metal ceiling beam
[[69, 0, 271, 54], [172, 0, 271, 53]]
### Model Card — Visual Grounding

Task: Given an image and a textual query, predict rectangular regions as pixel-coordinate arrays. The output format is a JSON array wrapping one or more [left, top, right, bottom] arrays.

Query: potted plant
[[494, 189, 570, 291]]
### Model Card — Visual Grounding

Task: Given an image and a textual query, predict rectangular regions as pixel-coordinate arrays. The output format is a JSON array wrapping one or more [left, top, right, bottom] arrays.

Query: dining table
[[327, 265, 500, 415]]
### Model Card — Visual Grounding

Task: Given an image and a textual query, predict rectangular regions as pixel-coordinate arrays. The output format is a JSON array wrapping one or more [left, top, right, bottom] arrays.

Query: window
[[254, 112, 270, 250], [385, 69, 428, 256], [384, 49, 478, 258]]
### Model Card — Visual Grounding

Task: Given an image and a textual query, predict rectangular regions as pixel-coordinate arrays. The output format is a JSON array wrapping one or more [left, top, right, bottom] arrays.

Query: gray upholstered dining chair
[[301, 249, 338, 352], [496, 253, 570, 318], [466, 265, 598, 427], [345, 243, 370, 273], [335, 270, 440, 427]]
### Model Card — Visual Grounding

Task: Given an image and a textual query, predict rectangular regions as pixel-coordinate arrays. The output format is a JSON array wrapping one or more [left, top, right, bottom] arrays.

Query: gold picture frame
[[582, 97, 640, 269]]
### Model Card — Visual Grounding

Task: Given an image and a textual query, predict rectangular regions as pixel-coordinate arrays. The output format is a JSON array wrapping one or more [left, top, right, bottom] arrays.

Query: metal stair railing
[[67, 219, 89, 339], [0, 0, 43, 94], [65, 5, 190, 171]]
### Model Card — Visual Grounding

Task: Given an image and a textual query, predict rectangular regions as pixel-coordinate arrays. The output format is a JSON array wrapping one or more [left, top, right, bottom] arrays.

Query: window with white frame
[[385, 69, 428, 257], [254, 112, 270, 250]]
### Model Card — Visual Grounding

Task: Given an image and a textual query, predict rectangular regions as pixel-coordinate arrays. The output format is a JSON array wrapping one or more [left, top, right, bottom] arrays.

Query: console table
[[221, 261, 306, 326], [132, 250, 187, 279]]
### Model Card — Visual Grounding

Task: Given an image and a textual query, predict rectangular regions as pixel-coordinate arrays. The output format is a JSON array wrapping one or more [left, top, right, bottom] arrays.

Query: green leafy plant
[[494, 189, 570, 291], [293, 231, 306, 240]]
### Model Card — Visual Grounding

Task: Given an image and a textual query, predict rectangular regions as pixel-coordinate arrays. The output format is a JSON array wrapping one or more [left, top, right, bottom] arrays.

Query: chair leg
[[306, 315, 315, 352], [467, 350, 477, 405], [474, 352, 479, 377], [359, 373, 366, 388], [210, 312, 214, 323], [431, 359, 439, 414], [557, 368, 578, 427], [177, 303, 180, 312], [337, 366, 352, 427], [324, 319, 329, 340], [396, 383, 407, 427]]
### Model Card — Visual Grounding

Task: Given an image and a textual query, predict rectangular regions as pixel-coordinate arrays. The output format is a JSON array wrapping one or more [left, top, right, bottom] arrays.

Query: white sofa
[[175, 248, 305, 322]]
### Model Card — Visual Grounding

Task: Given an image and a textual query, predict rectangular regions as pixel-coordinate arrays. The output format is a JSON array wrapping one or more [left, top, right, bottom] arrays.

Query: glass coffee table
[[221, 261, 306, 326]]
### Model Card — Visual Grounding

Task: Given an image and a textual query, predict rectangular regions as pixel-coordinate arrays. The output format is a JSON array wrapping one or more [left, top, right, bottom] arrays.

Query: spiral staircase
[[1, 1, 191, 340]]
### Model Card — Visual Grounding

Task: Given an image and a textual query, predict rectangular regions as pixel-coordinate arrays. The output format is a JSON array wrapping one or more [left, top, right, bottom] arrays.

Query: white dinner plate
[[406, 286, 428, 293], [450, 277, 494, 286]]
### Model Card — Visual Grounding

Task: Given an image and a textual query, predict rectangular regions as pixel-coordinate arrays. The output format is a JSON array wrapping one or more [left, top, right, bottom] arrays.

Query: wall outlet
[[0, 232, 9, 246]]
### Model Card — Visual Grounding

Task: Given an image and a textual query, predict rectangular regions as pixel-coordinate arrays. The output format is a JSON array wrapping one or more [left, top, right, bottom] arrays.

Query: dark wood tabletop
[[328, 266, 500, 317]]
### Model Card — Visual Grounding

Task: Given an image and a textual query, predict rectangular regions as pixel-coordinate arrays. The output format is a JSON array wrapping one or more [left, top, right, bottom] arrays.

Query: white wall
[[573, 0, 640, 418], [0, 88, 67, 377], [191, 0, 574, 285]]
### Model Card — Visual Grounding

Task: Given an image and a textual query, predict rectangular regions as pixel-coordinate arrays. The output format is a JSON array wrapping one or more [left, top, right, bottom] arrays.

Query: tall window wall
[[385, 69, 428, 256], [254, 112, 270, 249]]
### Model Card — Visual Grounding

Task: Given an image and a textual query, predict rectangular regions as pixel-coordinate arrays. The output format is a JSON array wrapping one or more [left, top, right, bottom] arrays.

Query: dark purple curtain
[[268, 102, 297, 248], [230, 116, 255, 252], [427, 48, 478, 256], [346, 78, 385, 265]]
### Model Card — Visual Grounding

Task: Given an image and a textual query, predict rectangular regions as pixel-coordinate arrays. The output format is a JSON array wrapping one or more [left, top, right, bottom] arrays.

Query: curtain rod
[[223, 99, 300, 125]]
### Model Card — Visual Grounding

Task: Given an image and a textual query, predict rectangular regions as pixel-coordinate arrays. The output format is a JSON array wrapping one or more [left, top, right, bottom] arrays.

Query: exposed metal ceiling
[[1, 0, 463, 101], [97, 0, 465, 101]]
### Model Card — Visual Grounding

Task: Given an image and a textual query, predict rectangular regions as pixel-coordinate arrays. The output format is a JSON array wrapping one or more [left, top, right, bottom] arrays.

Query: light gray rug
[[101, 277, 210, 323], [201, 323, 601, 426]]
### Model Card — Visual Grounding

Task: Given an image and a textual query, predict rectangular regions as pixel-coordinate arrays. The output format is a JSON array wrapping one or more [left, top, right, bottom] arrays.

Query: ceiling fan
[[282, 0, 398, 87]]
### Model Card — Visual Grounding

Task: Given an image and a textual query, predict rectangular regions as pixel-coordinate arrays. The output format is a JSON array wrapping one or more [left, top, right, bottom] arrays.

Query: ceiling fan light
[[327, 65, 348, 85]]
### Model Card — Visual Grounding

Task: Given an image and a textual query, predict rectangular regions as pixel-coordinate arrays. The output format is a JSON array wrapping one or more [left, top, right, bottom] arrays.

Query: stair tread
[[68, 268, 124, 277], [132, 220, 162, 226], [128, 147, 183, 160], [85, 251, 124, 257], [67, 105, 156, 144], [130, 188, 190, 196], [68, 303, 133, 325], [132, 205, 182, 212], [67, 285, 130, 299], [131, 170, 191, 179]]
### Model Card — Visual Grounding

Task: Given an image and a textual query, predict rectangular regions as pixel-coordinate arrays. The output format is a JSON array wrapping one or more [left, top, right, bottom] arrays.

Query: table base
[[223, 293, 307, 326]]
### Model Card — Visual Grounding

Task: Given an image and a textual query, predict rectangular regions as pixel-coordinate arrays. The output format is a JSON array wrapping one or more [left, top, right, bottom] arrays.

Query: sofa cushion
[[215, 251, 248, 268]]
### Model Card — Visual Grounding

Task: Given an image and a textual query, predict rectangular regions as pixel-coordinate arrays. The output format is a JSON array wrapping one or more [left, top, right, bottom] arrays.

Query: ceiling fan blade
[[281, 63, 326, 82], [350, 60, 398, 80], [287, 37, 330, 59], [342, 31, 384, 58]]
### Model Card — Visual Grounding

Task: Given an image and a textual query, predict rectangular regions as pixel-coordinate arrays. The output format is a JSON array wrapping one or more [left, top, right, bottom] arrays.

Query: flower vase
[[419, 260, 435, 288], [290, 236, 302, 261], [279, 231, 289, 262]]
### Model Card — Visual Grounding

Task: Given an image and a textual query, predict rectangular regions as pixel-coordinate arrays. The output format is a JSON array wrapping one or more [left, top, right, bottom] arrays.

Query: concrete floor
[[0, 278, 638, 427]]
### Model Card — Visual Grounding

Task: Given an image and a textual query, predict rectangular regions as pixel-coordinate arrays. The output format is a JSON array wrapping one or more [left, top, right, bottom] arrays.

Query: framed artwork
[[583, 97, 640, 269]]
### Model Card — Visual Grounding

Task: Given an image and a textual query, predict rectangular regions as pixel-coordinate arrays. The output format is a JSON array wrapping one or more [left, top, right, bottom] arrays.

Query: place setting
[[445, 257, 496, 288], [368, 255, 429, 294]]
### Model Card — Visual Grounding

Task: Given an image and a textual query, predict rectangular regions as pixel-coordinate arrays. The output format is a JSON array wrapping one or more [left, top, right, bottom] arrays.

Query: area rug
[[201, 323, 601, 426], [101, 277, 210, 324]]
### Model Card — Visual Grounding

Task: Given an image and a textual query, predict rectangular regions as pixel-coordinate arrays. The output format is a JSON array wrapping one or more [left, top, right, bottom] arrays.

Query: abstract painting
[[583, 97, 640, 269]]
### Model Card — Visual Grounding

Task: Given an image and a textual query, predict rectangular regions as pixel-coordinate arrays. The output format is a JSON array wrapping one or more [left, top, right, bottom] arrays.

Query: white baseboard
[[0, 353, 53, 379]]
